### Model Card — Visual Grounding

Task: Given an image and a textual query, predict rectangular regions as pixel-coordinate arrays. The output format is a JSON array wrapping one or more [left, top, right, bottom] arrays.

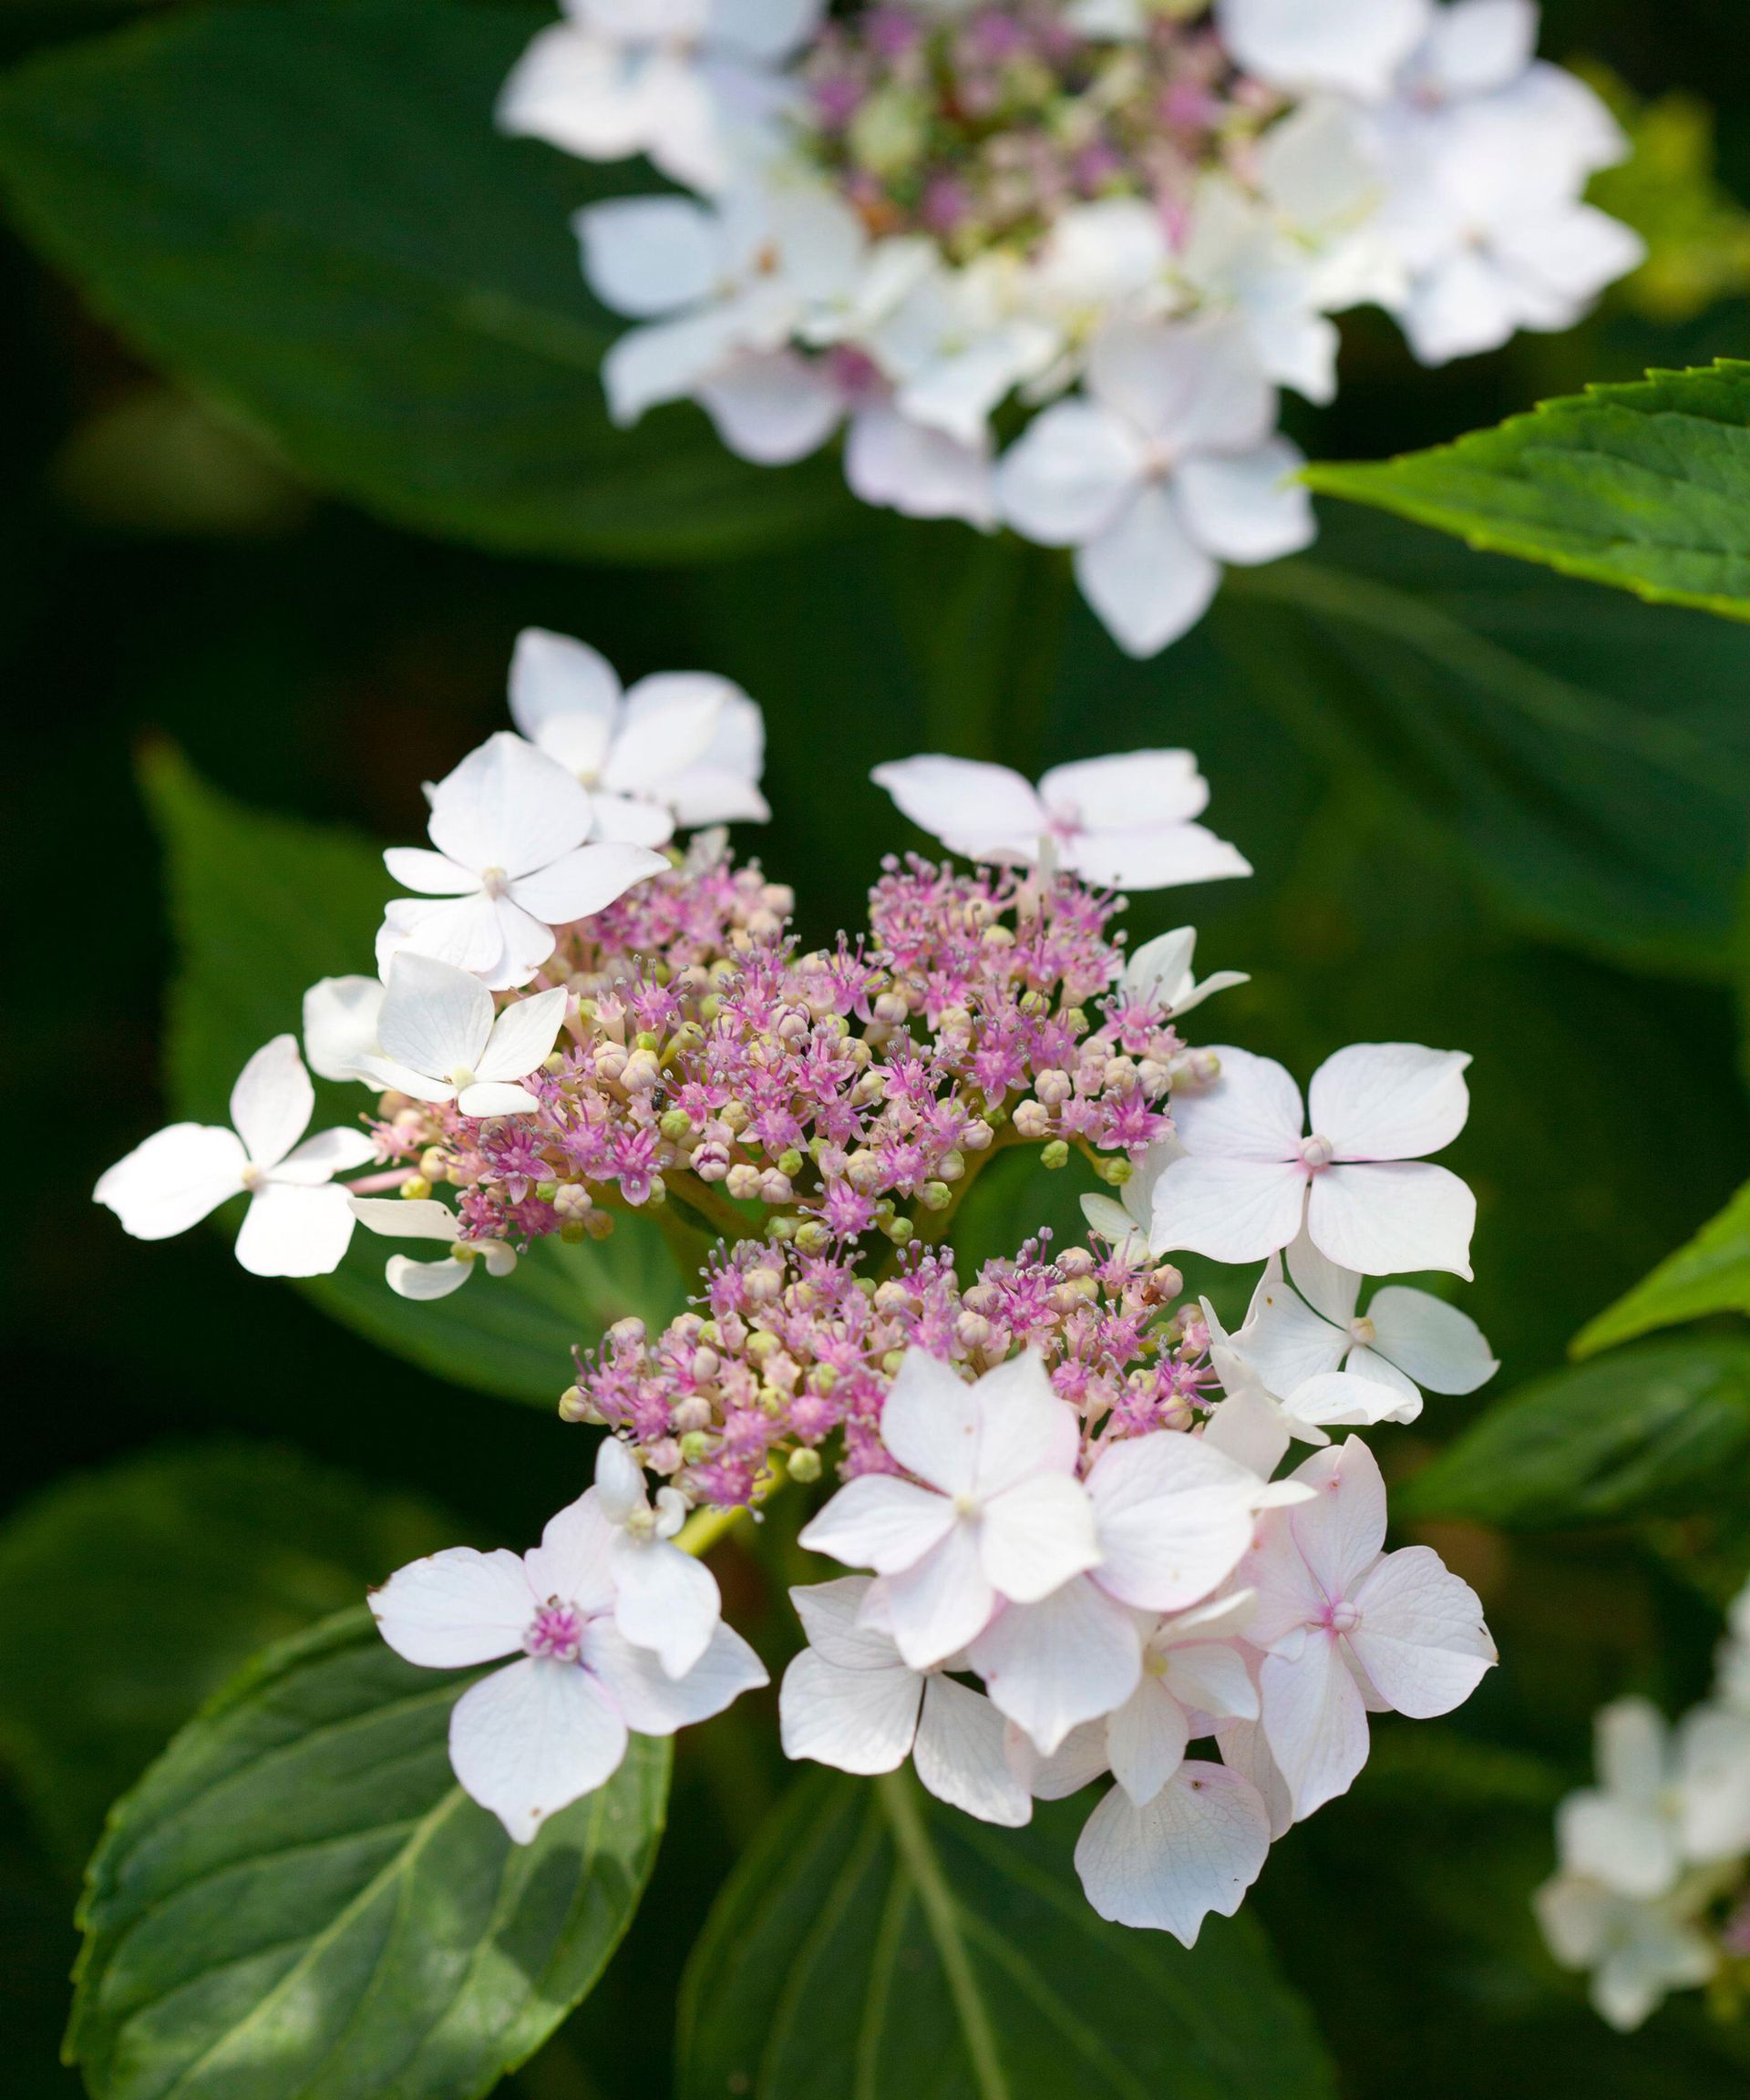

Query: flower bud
[[659, 1107, 695, 1144], [880, 1216, 916, 1244], [558, 1385, 599, 1424], [608, 1317, 647, 1350], [1041, 1139, 1070, 1170], [560, 1220, 588, 1244], [919, 1181, 952, 1211], [1099, 1155, 1133, 1186], [794, 1220, 831, 1255], [726, 1163, 762, 1201], [758, 1169, 794, 1204], [938, 1148, 966, 1182], [400, 1175, 432, 1202], [777, 1148, 805, 1179], [767, 1214, 798, 1242], [787, 1446, 823, 1484], [421, 1148, 451, 1180], [554, 1184, 594, 1220], [1013, 1099, 1050, 1138]]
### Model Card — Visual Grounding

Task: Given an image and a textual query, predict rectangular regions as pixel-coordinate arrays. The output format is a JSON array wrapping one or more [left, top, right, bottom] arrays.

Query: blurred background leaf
[[678, 1770, 1336, 2100], [0, 0, 851, 563], [68, 1609, 669, 2100], [1574, 1177, 1750, 1355]]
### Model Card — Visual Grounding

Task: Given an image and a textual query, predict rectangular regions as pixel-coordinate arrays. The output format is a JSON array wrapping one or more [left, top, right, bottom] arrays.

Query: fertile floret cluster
[[1538, 1581, 1750, 2030], [96, 625, 1501, 1942], [499, 0, 1642, 654]]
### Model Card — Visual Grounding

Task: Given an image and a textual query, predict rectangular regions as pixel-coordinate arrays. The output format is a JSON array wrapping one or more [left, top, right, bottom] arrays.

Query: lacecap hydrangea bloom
[[1537, 1579, 1750, 2030], [497, 0, 1642, 657], [98, 626, 1501, 1939]]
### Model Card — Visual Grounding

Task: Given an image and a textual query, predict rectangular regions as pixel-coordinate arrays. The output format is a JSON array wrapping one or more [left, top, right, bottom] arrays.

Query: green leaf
[[0, 0, 849, 562], [1399, 1338, 1750, 1529], [1572, 1179, 1750, 1357], [140, 743, 684, 1404], [0, 1443, 451, 1874], [676, 1770, 1336, 2100], [1214, 516, 1750, 975], [1302, 363, 1750, 622], [68, 1609, 668, 2100]]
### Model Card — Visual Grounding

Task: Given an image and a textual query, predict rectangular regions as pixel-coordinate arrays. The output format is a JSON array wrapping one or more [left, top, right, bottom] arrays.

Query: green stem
[[664, 1169, 765, 1245], [674, 1501, 749, 1559], [876, 1770, 1011, 2100]]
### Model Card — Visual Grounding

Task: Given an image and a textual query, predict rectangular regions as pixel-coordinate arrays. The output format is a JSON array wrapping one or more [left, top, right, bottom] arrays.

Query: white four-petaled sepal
[[94, 1035, 375, 1278], [593, 1436, 722, 1677], [356, 952, 569, 1117], [350, 1196, 517, 1300], [1074, 1760, 1273, 1944]]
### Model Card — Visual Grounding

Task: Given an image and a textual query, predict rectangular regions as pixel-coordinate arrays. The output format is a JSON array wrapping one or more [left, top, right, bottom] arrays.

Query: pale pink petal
[[879, 1348, 983, 1494], [883, 1522, 996, 1672], [523, 1491, 619, 1617], [870, 756, 1045, 863], [228, 1035, 313, 1170], [1240, 1257, 1348, 1394], [94, 1123, 246, 1240], [914, 1677, 1034, 1826], [1286, 1436, 1388, 1599], [1159, 1638, 1259, 1723], [234, 1182, 355, 1279], [496, 25, 652, 163], [798, 1474, 957, 1575], [427, 731, 592, 879], [1349, 1545, 1496, 1718], [370, 1545, 532, 1666], [508, 627, 621, 780], [1309, 1043, 1472, 1162], [844, 401, 995, 527], [1261, 1632, 1370, 1818], [699, 351, 844, 464], [970, 1576, 1143, 1755], [970, 1350, 1081, 1496], [450, 1656, 627, 1845], [1283, 1231, 1361, 1324], [1307, 1160, 1476, 1280], [583, 1619, 767, 1734], [508, 841, 667, 926], [377, 892, 512, 983], [1213, 1713, 1294, 1838], [1149, 1157, 1307, 1264], [1075, 487, 1221, 660], [477, 985, 569, 1085], [302, 974, 385, 1086], [1074, 1762, 1271, 1942], [1367, 1287, 1498, 1394], [1087, 1432, 1268, 1612], [979, 1474, 1102, 1605], [377, 952, 494, 1078], [1107, 1678, 1189, 1805], [609, 674, 732, 792], [778, 1646, 921, 1773], [1014, 1718, 1112, 1799]]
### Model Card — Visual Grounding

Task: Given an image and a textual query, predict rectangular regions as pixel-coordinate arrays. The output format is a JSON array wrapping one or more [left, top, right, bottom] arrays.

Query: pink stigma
[[525, 1601, 586, 1661]]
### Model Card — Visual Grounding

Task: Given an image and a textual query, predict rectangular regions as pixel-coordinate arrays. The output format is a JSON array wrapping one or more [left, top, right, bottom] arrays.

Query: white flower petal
[[1261, 1630, 1370, 1819], [698, 350, 843, 464], [1349, 1544, 1495, 1718], [508, 841, 668, 926], [844, 402, 994, 527], [1065, 820, 1251, 891], [614, 673, 744, 793], [1213, 1712, 1294, 1838], [576, 194, 720, 319], [274, 1126, 376, 1182], [376, 952, 494, 1083], [1557, 1794, 1682, 1902], [383, 846, 480, 897], [377, 892, 513, 985], [1039, 752, 1208, 831], [1107, 1678, 1189, 1805], [508, 627, 621, 780], [970, 1351, 1081, 1497], [496, 25, 653, 163], [980, 1474, 1102, 1605], [778, 1645, 921, 1774], [1219, 0, 1433, 98], [969, 1576, 1142, 1755], [583, 1618, 767, 1735], [873, 1348, 983, 1494], [1075, 487, 1222, 660], [229, 1035, 314, 1171], [234, 1181, 356, 1278], [913, 1676, 1033, 1827], [612, 1536, 722, 1678], [1086, 318, 1275, 453], [789, 1576, 902, 1671], [1309, 1043, 1472, 1161], [371, 1545, 532, 1667], [1367, 1286, 1497, 1394], [450, 1655, 627, 1845], [798, 1473, 958, 1576], [427, 731, 592, 880], [1307, 1160, 1477, 1279], [479, 985, 570, 1084], [870, 756, 1045, 863], [1150, 1157, 1308, 1264], [1284, 1368, 1416, 1429], [94, 1122, 246, 1240], [1087, 1432, 1269, 1612], [302, 975, 386, 1085], [1174, 439, 1315, 566], [589, 792, 677, 847], [601, 309, 744, 424], [1416, 0, 1538, 97], [1240, 1256, 1349, 1395], [883, 1522, 997, 1672], [523, 1491, 619, 1618], [386, 1252, 474, 1299], [1160, 1637, 1260, 1723], [993, 397, 1142, 546], [350, 1196, 462, 1244], [1171, 1044, 1304, 1159], [1074, 1762, 1271, 1942], [1283, 1436, 1388, 1601]]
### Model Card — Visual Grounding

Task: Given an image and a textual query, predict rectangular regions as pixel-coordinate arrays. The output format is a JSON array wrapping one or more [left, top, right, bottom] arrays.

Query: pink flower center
[[1323, 1600, 1361, 1636], [525, 1601, 586, 1662]]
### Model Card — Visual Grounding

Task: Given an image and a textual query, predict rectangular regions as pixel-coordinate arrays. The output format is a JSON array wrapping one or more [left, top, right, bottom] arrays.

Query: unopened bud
[[1013, 1100, 1050, 1139], [421, 1148, 451, 1180], [777, 1148, 804, 1179], [788, 1446, 823, 1483], [919, 1180, 952, 1212], [553, 1184, 594, 1220], [721, 1099, 752, 1134], [558, 1384, 595, 1423], [1151, 1263, 1184, 1298], [794, 1220, 831, 1255], [583, 1210, 614, 1240], [746, 1330, 781, 1362], [560, 1220, 588, 1244], [962, 1119, 993, 1151], [758, 1169, 794, 1204], [635, 1031, 662, 1053], [1100, 1155, 1133, 1186], [400, 1175, 432, 1201], [726, 1163, 762, 1201], [644, 1176, 666, 1208], [881, 1216, 915, 1245], [873, 991, 909, 1026], [938, 1148, 966, 1182], [1058, 1248, 1096, 1279], [608, 1317, 646, 1349], [659, 1107, 695, 1144], [1041, 1139, 1070, 1170], [767, 1214, 798, 1242], [679, 1429, 715, 1463]]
